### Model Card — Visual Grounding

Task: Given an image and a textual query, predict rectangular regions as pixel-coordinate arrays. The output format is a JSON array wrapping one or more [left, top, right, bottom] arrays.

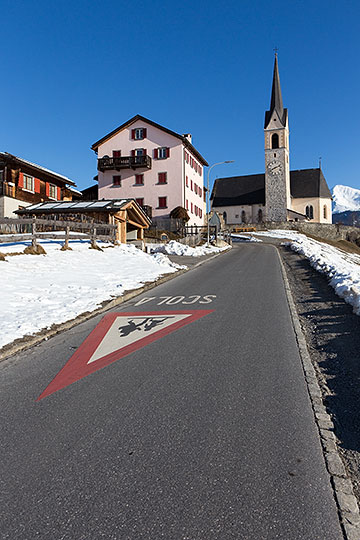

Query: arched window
[[271, 133, 279, 149], [306, 205, 314, 219], [323, 205, 327, 219], [223, 211, 227, 224], [241, 210, 246, 224], [257, 209, 263, 223]]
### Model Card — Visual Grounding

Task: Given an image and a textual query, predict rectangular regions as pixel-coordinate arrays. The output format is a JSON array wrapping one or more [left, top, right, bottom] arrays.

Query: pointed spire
[[270, 53, 284, 120]]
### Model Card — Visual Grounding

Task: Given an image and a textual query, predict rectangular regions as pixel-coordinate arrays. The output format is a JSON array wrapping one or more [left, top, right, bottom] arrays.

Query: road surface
[[0, 243, 343, 539]]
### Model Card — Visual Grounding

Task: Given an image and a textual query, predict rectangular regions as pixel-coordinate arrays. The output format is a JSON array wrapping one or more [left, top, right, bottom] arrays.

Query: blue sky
[[2, 0, 360, 194]]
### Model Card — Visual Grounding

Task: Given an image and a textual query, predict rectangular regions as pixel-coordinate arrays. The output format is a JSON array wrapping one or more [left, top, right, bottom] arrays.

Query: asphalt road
[[0, 243, 343, 539]]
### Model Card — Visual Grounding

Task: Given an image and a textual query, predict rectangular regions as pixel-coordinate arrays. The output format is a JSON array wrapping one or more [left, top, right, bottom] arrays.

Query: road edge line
[[0, 249, 229, 363], [277, 247, 360, 540]]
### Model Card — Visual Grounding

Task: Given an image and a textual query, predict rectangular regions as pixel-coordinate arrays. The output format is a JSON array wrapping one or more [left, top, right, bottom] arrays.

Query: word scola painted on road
[[135, 295, 216, 306]]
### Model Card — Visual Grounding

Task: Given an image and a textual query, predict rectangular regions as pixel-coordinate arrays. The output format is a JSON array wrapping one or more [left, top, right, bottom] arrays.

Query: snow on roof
[[0, 152, 76, 186]]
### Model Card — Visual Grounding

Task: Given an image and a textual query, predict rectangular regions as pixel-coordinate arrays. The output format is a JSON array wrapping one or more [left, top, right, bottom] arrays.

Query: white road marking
[[134, 295, 216, 307]]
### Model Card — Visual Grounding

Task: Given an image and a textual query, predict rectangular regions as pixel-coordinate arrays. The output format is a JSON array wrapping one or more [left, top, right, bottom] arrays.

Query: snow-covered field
[[150, 240, 230, 257], [0, 238, 186, 349], [254, 230, 360, 316]]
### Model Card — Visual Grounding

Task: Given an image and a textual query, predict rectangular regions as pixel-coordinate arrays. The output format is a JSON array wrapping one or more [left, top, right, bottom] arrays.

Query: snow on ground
[[150, 240, 230, 257], [254, 229, 360, 316], [231, 234, 263, 242], [0, 237, 186, 349]]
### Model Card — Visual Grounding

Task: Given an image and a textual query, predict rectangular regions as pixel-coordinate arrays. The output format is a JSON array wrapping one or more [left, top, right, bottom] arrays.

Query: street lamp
[[207, 160, 234, 246]]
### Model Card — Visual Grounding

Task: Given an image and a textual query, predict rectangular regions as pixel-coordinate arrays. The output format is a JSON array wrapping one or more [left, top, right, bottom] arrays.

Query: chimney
[[183, 133, 192, 143]]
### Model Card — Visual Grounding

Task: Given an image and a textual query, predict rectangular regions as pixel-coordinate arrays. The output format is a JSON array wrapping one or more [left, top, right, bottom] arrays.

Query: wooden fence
[[0, 218, 117, 248]]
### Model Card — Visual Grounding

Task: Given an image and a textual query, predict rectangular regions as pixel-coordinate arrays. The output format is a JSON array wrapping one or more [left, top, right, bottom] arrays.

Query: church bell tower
[[264, 54, 291, 222]]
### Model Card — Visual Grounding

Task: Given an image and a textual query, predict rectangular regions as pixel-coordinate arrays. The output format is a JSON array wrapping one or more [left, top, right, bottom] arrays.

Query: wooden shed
[[16, 199, 151, 243]]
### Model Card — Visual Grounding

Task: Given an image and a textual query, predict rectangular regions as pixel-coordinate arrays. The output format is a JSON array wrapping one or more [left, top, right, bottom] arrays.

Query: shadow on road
[[280, 245, 360, 454]]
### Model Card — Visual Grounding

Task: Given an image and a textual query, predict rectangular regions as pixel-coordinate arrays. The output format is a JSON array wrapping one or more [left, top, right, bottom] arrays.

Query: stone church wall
[[257, 221, 360, 242]]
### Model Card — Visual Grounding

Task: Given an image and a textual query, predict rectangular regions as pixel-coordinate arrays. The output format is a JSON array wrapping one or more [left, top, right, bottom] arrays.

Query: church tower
[[264, 54, 291, 222]]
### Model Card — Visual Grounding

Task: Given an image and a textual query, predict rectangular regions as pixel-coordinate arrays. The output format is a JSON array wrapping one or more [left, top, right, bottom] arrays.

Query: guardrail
[[0, 218, 117, 248]]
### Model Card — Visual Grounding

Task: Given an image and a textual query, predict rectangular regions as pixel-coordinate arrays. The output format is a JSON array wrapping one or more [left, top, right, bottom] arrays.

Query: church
[[211, 55, 332, 224]]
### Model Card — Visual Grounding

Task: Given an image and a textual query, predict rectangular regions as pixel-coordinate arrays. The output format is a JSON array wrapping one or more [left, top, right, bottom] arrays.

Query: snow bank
[[231, 234, 263, 243], [151, 240, 230, 257], [0, 239, 186, 349], [254, 229, 360, 316]]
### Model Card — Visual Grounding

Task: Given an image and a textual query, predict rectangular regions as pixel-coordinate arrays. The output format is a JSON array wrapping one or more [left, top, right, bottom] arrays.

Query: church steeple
[[264, 53, 291, 222], [270, 55, 283, 120], [264, 54, 287, 128]]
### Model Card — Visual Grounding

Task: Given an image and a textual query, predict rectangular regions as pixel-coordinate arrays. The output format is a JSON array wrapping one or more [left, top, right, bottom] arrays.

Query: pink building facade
[[91, 115, 208, 226]]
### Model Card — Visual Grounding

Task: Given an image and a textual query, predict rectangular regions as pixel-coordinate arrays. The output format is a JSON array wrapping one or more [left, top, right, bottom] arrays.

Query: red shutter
[[143, 148, 147, 155], [113, 150, 121, 157], [46, 183, 50, 196], [154, 148, 158, 159], [131, 129, 136, 139], [57, 187, 61, 200], [34, 178, 40, 193], [131, 150, 135, 157], [143, 128, 147, 138], [166, 147, 170, 158], [18, 172, 23, 188]]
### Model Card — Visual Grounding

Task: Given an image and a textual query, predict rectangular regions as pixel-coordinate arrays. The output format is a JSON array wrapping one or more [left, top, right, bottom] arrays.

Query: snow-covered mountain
[[332, 185, 360, 213]]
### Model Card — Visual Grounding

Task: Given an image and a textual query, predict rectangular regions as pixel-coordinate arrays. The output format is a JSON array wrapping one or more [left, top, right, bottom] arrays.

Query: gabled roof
[[91, 114, 208, 166], [264, 55, 288, 128], [211, 168, 332, 207], [0, 152, 76, 186], [15, 198, 151, 224]]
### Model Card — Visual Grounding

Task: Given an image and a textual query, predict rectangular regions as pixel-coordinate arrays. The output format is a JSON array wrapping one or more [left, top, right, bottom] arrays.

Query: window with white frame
[[23, 174, 34, 191], [134, 128, 145, 140], [49, 184, 57, 198]]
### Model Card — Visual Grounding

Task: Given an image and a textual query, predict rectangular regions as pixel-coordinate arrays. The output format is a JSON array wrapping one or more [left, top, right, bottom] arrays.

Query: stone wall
[[257, 221, 360, 243]]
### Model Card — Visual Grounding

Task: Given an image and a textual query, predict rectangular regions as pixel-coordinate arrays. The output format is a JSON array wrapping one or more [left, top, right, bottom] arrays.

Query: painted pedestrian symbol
[[37, 310, 214, 401], [118, 316, 172, 337]]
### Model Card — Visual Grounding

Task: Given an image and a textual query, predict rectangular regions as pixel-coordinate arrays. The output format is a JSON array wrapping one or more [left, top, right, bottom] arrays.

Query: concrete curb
[[0, 249, 228, 363], [277, 248, 360, 540]]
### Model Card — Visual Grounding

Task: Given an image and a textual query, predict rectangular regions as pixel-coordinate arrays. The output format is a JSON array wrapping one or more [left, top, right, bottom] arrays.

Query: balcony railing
[[98, 155, 152, 172]]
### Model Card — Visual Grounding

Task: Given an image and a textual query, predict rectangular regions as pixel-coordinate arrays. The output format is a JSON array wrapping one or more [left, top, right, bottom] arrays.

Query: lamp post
[[207, 160, 234, 246]]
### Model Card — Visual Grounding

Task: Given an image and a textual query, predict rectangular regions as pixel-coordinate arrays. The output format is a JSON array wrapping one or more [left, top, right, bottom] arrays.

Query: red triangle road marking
[[37, 310, 214, 401]]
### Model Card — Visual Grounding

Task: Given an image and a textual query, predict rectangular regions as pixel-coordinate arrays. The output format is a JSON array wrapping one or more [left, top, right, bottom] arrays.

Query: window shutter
[[143, 148, 147, 155], [57, 187, 61, 200], [154, 148, 158, 159], [34, 178, 40, 193], [131, 129, 136, 139], [113, 150, 121, 157], [18, 172, 23, 188], [131, 150, 135, 157], [166, 147, 170, 158], [143, 128, 147, 138], [46, 183, 50, 196]]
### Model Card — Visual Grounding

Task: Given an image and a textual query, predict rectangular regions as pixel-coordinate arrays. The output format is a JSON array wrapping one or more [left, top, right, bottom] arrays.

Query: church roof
[[264, 55, 288, 128], [211, 168, 332, 207]]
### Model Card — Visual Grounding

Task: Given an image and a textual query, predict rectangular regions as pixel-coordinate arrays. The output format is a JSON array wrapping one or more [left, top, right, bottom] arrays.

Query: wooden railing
[[98, 155, 152, 172], [0, 217, 117, 248]]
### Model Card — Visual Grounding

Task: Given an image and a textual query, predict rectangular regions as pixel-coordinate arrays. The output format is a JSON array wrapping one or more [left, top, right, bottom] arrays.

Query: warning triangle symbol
[[37, 310, 213, 401]]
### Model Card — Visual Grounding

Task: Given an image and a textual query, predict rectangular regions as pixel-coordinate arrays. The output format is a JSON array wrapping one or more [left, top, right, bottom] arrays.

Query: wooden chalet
[[0, 152, 78, 218], [16, 199, 151, 243]]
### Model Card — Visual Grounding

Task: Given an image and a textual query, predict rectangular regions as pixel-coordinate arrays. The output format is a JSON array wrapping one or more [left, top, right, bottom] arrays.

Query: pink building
[[91, 115, 208, 226]]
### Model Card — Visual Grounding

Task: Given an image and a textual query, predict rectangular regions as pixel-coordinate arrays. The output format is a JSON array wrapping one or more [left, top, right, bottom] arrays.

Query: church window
[[257, 209, 263, 223], [323, 205, 327, 219], [306, 205, 314, 219], [272, 133, 279, 149], [223, 211, 227, 224], [241, 210, 246, 224]]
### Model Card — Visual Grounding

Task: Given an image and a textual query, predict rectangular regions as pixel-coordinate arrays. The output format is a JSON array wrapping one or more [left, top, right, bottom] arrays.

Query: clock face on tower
[[267, 159, 283, 177]]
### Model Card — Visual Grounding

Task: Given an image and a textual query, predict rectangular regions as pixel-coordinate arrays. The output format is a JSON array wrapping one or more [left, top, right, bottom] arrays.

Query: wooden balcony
[[98, 155, 152, 172]]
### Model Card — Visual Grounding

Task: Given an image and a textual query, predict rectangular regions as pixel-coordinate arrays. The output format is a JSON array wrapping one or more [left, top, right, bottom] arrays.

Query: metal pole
[[206, 160, 234, 246]]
